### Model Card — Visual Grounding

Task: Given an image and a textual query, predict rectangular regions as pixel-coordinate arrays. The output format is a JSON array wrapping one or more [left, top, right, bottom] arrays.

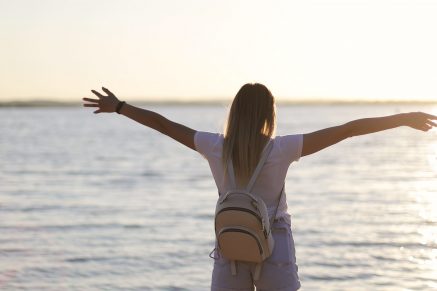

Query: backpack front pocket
[[217, 226, 264, 263]]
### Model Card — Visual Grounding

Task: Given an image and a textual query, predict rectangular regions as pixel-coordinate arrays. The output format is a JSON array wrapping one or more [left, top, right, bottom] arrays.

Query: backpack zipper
[[216, 207, 262, 224]]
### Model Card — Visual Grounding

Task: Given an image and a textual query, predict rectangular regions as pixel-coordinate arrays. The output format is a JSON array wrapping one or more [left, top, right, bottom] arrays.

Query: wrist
[[115, 101, 126, 114], [397, 113, 409, 127]]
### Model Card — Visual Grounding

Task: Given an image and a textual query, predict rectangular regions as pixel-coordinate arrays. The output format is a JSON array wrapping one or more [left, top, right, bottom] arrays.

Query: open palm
[[82, 87, 120, 114]]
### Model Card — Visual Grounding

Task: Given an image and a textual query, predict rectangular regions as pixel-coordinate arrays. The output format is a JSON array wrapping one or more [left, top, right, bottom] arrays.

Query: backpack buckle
[[251, 200, 258, 209]]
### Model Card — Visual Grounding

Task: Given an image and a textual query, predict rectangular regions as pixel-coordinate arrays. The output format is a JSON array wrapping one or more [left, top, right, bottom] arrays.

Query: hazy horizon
[[1, 95, 436, 103], [1, 97, 436, 107]]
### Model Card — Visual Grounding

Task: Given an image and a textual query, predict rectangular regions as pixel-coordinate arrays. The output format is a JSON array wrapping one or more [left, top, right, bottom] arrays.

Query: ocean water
[[1, 103, 437, 291]]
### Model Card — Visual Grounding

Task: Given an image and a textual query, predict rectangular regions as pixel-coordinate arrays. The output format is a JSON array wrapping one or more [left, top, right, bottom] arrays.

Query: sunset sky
[[1, 0, 437, 102]]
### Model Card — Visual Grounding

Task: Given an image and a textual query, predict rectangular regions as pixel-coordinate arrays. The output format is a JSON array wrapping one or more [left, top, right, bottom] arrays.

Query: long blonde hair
[[223, 83, 276, 187]]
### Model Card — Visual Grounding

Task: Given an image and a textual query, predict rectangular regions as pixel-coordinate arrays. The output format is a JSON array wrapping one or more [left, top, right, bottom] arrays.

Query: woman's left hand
[[403, 112, 437, 132], [82, 87, 120, 114]]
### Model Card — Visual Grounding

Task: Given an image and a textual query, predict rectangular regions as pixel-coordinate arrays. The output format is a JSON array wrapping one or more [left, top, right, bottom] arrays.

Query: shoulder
[[194, 131, 223, 146], [274, 134, 303, 146], [194, 131, 224, 158], [273, 134, 304, 163]]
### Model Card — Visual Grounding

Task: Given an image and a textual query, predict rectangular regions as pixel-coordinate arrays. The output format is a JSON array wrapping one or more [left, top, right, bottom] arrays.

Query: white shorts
[[211, 217, 301, 291]]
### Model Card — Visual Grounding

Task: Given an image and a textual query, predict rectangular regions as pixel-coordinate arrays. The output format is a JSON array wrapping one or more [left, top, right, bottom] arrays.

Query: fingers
[[420, 123, 434, 131], [91, 89, 105, 99], [101, 87, 114, 96], [83, 103, 99, 107], [85, 88, 113, 114], [82, 97, 99, 103], [427, 120, 437, 127]]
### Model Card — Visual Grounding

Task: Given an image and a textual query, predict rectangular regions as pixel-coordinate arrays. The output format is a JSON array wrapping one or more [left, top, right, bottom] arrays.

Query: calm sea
[[1, 104, 437, 290]]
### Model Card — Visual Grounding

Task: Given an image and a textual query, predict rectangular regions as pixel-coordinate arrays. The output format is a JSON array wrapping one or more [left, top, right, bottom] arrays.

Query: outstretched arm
[[82, 87, 196, 150], [302, 112, 437, 157]]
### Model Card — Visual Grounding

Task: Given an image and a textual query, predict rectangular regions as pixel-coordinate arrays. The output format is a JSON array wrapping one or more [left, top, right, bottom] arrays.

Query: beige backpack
[[214, 140, 284, 280]]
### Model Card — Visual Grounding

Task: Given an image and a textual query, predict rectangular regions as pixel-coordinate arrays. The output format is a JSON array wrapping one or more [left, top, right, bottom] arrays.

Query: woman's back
[[195, 131, 303, 225]]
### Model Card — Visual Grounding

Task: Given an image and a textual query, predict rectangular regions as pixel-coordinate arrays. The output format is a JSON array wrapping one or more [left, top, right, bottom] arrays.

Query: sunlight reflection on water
[[411, 130, 437, 291], [428, 141, 437, 173]]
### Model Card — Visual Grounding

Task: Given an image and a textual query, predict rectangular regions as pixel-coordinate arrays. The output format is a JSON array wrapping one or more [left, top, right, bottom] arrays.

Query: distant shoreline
[[0, 99, 436, 107]]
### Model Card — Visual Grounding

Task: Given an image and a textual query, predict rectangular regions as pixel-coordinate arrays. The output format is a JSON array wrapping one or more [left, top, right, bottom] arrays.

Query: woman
[[83, 83, 436, 291]]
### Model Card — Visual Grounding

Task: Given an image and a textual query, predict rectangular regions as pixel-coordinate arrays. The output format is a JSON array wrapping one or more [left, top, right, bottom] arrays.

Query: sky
[[1, 0, 437, 102]]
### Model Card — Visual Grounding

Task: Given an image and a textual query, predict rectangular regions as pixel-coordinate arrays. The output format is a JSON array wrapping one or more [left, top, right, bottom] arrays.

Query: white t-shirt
[[194, 131, 303, 226]]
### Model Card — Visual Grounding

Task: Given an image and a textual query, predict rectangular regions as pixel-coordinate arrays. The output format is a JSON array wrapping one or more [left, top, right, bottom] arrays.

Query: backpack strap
[[254, 263, 262, 281], [227, 139, 273, 191], [245, 140, 274, 192], [269, 183, 284, 230], [230, 260, 237, 276]]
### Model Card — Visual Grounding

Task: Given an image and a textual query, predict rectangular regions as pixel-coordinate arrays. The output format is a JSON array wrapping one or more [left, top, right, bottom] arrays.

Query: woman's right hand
[[82, 87, 120, 114], [403, 112, 437, 132]]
